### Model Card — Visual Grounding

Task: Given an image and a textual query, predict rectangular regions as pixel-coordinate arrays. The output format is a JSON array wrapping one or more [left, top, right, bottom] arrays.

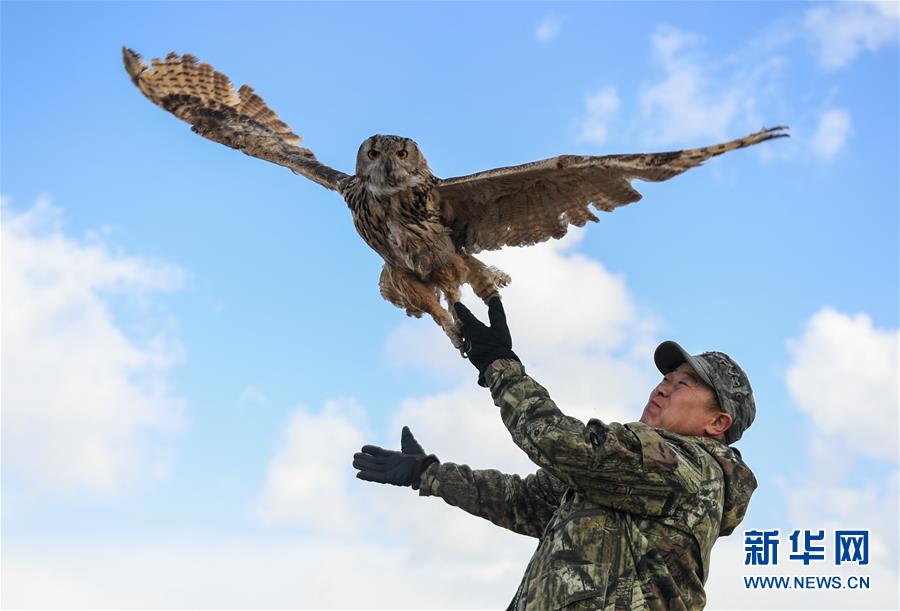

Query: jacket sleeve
[[417, 462, 567, 538], [484, 358, 698, 517]]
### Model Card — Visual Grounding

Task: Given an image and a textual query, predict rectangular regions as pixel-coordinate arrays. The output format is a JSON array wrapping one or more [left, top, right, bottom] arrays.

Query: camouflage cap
[[653, 341, 756, 444]]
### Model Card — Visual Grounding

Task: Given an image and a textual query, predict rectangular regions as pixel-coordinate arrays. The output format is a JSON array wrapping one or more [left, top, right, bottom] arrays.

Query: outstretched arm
[[456, 299, 696, 516], [352, 427, 566, 538], [418, 462, 566, 538]]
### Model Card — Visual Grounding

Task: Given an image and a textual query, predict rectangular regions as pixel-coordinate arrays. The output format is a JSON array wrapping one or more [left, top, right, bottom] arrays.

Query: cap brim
[[654, 341, 716, 390], [655, 340, 735, 419]]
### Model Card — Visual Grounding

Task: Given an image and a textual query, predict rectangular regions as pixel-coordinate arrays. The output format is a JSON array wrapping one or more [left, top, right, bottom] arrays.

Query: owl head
[[356, 135, 432, 195]]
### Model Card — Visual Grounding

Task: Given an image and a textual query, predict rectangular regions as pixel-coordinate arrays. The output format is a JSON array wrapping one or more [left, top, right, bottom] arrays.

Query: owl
[[123, 48, 787, 348]]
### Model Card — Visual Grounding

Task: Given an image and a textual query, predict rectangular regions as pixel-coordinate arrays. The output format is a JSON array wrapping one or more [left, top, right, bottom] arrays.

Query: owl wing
[[123, 48, 349, 192], [436, 127, 788, 253]]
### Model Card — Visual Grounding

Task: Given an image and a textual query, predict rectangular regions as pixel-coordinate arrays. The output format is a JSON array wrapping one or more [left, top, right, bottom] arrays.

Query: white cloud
[[236, 384, 269, 409], [579, 17, 887, 162], [804, 1, 899, 70], [250, 390, 540, 605], [786, 307, 898, 460], [535, 14, 564, 43], [2, 199, 186, 493], [4, 224, 661, 608], [385, 230, 660, 432], [390, 384, 537, 476], [384, 320, 472, 383], [810, 108, 853, 160], [578, 86, 621, 144], [250, 393, 543, 607], [256, 399, 367, 533], [477, 231, 651, 355], [2, 532, 533, 608], [639, 26, 745, 145], [873, 0, 900, 19], [780, 471, 898, 566], [721, 307, 900, 609]]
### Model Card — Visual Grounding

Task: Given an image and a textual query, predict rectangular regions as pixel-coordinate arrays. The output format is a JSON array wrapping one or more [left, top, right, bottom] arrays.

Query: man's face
[[640, 362, 722, 437]]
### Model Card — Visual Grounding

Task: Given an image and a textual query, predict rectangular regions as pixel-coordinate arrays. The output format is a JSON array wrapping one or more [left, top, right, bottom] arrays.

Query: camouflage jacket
[[418, 359, 757, 610]]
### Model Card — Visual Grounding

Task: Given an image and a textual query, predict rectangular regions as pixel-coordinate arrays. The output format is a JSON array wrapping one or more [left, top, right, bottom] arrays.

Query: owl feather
[[435, 127, 788, 253], [123, 48, 349, 191]]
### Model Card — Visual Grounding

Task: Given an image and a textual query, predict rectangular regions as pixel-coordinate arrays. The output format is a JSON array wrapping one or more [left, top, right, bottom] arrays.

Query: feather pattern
[[437, 127, 788, 253], [122, 47, 349, 191]]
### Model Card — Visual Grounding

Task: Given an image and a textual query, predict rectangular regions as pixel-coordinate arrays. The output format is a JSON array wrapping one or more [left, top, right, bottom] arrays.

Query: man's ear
[[705, 412, 733, 438]]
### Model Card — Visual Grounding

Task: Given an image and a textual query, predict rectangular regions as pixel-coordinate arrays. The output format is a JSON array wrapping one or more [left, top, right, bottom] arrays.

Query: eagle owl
[[123, 48, 787, 347]]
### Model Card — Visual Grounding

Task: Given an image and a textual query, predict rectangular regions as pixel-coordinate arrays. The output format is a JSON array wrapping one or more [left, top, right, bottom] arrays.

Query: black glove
[[352, 426, 439, 490], [454, 297, 519, 387]]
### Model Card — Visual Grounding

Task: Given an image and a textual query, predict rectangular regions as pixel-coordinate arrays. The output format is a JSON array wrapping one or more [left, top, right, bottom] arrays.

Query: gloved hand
[[454, 297, 520, 387], [352, 426, 439, 490]]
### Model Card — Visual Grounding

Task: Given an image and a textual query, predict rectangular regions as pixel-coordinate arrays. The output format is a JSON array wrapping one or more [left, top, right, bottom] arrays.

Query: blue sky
[[2, 2, 898, 608]]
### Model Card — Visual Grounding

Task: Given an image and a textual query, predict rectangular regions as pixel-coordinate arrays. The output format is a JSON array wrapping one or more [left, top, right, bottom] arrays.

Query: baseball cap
[[654, 340, 756, 444]]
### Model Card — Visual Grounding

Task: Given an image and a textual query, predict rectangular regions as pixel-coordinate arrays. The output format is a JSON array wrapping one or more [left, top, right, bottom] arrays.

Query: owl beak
[[382, 159, 397, 184]]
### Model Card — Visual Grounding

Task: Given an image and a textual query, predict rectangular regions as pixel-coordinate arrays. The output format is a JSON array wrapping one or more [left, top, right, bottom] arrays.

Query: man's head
[[640, 341, 756, 444]]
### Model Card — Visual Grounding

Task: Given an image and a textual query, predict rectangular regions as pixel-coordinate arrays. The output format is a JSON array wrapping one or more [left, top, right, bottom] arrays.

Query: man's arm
[[418, 462, 567, 538], [353, 427, 567, 538], [453, 298, 695, 516], [485, 358, 696, 516]]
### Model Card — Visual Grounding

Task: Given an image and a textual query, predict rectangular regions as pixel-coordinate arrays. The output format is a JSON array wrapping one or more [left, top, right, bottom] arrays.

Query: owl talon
[[446, 327, 462, 348], [442, 319, 466, 355]]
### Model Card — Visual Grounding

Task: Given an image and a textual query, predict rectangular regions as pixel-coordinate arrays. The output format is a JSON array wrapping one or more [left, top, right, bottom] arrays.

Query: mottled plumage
[[123, 48, 788, 345]]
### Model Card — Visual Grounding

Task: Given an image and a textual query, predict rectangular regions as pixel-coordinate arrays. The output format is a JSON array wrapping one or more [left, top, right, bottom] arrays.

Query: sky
[[1, 1, 898, 609]]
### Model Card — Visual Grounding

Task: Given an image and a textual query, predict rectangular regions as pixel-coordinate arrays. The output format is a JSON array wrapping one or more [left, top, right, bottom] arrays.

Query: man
[[352, 299, 757, 610]]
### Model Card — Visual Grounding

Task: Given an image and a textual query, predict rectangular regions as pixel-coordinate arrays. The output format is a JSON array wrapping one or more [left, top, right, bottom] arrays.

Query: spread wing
[[123, 48, 349, 192], [437, 127, 788, 253]]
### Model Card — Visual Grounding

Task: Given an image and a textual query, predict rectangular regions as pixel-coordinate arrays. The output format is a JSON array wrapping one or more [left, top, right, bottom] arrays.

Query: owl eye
[[367, 150, 380, 160], [396, 150, 409, 160]]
